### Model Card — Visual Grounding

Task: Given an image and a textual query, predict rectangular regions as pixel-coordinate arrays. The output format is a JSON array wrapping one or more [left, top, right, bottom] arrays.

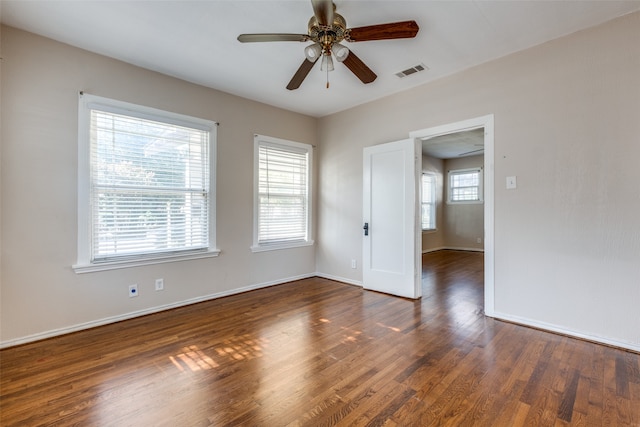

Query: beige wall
[[0, 26, 317, 345], [2, 11, 640, 351], [442, 155, 484, 251], [316, 12, 640, 350]]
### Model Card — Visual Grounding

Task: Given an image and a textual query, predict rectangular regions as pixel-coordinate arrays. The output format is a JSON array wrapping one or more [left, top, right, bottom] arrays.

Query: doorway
[[409, 115, 495, 316]]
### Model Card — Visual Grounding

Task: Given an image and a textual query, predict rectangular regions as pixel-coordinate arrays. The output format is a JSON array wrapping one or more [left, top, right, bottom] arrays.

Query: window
[[74, 93, 218, 272], [421, 173, 436, 230], [252, 135, 313, 251], [448, 167, 483, 203]]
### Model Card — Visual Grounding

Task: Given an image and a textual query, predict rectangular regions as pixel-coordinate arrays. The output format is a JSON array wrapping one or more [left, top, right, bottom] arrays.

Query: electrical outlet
[[351, 259, 357, 269], [129, 284, 138, 298], [155, 278, 164, 291], [477, 238, 482, 244]]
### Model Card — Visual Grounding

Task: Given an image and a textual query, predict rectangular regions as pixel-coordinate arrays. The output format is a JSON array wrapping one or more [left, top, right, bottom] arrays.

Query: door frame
[[409, 114, 495, 316]]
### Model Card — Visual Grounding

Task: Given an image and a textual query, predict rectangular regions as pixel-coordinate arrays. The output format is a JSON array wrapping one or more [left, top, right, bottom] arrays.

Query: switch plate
[[506, 176, 517, 189], [155, 278, 164, 291]]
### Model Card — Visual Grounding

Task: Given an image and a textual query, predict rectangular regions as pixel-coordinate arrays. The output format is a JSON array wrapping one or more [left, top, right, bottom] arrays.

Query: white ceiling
[[422, 128, 484, 159], [2, 1, 639, 118]]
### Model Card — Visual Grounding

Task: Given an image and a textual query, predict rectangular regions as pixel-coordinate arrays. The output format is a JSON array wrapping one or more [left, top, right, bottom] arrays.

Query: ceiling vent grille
[[395, 63, 428, 78]]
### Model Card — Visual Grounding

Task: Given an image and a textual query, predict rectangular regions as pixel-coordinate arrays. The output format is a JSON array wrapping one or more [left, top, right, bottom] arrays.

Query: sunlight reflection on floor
[[169, 335, 268, 373], [170, 345, 219, 372]]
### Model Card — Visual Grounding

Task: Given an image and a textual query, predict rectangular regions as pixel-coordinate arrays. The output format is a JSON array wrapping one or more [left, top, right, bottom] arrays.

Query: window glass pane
[[258, 143, 309, 244], [90, 110, 209, 260], [449, 169, 482, 202], [421, 204, 432, 229], [421, 173, 436, 230]]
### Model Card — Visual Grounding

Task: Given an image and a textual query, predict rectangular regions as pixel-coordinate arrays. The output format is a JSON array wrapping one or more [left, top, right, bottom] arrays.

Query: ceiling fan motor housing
[[308, 13, 347, 52]]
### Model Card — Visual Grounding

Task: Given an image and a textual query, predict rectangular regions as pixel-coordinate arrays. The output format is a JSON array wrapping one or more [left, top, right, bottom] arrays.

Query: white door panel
[[363, 139, 420, 299]]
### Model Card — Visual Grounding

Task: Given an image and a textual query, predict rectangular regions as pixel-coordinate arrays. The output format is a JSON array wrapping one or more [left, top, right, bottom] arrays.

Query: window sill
[[446, 200, 484, 205], [73, 249, 221, 274], [251, 240, 314, 253]]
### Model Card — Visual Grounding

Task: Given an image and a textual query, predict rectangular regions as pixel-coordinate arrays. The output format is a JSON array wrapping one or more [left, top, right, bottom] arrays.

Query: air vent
[[395, 63, 428, 78]]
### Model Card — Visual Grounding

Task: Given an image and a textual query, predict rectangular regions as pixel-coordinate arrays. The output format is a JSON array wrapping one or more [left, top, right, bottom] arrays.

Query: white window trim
[[421, 172, 437, 231], [447, 167, 484, 204], [73, 93, 219, 273], [251, 134, 314, 253]]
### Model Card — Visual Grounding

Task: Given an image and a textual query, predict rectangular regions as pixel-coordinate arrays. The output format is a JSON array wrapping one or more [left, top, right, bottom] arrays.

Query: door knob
[[363, 222, 369, 236]]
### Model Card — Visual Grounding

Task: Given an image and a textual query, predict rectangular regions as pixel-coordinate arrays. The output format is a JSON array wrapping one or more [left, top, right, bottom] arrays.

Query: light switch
[[506, 176, 517, 189]]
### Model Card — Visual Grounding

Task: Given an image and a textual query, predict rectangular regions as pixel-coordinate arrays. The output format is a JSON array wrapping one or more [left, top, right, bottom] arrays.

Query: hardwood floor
[[1, 250, 638, 426]]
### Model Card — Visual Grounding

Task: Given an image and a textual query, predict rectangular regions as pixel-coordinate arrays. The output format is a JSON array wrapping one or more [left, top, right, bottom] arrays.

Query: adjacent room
[[1, 1, 639, 425]]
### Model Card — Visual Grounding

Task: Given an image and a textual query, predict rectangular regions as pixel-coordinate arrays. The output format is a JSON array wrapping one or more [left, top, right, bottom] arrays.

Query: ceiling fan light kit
[[237, 0, 419, 90], [321, 54, 335, 72], [304, 43, 322, 61], [331, 43, 349, 62]]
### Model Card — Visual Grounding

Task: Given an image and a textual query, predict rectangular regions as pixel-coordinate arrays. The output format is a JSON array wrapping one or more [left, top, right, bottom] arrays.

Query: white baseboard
[[489, 311, 640, 353], [0, 273, 316, 349], [315, 272, 363, 287], [422, 246, 446, 253], [6, 273, 636, 354], [316, 273, 639, 353], [422, 246, 484, 254]]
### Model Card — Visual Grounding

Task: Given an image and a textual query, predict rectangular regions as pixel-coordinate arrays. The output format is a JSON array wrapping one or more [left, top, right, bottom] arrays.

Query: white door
[[363, 138, 421, 299]]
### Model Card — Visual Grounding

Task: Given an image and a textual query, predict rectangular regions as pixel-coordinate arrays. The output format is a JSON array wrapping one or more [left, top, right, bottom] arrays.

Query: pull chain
[[326, 65, 330, 89]]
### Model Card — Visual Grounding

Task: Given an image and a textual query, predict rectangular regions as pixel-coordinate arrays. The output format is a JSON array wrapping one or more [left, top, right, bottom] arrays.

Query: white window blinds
[[421, 173, 436, 230], [256, 139, 310, 246], [90, 108, 210, 261], [448, 168, 483, 203]]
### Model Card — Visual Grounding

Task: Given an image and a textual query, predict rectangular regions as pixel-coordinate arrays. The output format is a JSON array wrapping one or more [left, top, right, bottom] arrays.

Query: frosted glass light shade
[[331, 43, 349, 62], [304, 44, 322, 62], [321, 54, 334, 71]]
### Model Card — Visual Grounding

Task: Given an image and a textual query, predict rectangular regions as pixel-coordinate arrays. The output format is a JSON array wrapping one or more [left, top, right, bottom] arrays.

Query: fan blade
[[238, 34, 309, 43], [347, 20, 419, 42], [287, 58, 319, 90], [311, 0, 334, 27], [341, 50, 377, 84]]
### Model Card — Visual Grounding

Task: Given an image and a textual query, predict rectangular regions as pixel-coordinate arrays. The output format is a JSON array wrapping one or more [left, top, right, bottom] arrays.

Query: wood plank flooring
[[1, 250, 638, 426]]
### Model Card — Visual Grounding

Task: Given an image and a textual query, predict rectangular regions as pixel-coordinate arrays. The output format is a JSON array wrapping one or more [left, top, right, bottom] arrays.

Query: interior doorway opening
[[410, 115, 495, 316], [420, 128, 485, 253]]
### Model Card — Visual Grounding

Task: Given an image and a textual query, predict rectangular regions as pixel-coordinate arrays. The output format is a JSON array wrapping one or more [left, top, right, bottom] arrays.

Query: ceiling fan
[[237, 0, 419, 90]]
